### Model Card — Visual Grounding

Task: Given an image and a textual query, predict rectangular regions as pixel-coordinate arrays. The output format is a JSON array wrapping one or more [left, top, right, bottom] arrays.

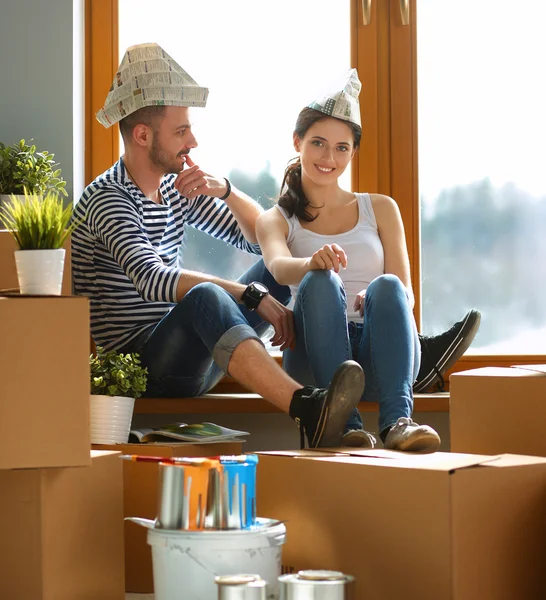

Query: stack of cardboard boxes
[[0, 232, 125, 599]]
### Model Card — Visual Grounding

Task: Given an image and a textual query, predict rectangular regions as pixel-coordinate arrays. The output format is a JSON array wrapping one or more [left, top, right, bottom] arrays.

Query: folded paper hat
[[96, 43, 209, 128], [307, 68, 362, 127]]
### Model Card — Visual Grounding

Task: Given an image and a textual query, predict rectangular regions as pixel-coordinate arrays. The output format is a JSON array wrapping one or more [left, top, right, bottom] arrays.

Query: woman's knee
[[300, 269, 345, 299], [367, 274, 405, 299]]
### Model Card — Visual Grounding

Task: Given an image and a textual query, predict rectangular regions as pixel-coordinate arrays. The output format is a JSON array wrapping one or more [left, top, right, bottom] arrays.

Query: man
[[73, 43, 479, 449]]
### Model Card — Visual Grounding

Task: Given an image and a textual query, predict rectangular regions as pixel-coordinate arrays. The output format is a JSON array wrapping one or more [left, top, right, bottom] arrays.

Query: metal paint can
[[207, 454, 258, 529], [278, 570, 355, 600], [156, 457, 219, 530], [215, 574, 267, 600]]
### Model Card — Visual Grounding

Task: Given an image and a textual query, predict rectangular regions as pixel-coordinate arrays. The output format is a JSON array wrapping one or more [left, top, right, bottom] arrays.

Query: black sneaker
[[413, 309, 481, 393], [289, 360, 365, 449]]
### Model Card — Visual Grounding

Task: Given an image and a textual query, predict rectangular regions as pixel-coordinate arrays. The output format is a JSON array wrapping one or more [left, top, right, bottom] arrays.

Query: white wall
[[0, 0, 85, 202]]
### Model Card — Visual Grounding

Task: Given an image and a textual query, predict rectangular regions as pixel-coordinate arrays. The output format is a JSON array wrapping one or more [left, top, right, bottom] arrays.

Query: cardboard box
[[93, 441, 244, 593], [0, 230, 72, 294], [450, 365, 546, 455], [0, 295, 90, 468], [0, 450, 125, 600], [256, 449, 546, 600]]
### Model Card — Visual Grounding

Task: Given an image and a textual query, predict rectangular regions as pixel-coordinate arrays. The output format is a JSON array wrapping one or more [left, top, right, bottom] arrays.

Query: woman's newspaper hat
[[307, 68, 362, 128], [96, 43, 209, 128]]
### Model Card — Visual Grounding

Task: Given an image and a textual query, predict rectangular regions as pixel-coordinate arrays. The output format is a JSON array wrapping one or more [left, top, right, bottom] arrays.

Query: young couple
[[73, 43, 480, 453]]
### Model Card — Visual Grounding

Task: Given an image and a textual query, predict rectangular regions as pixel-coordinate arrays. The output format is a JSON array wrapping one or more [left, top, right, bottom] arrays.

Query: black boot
[[414, 309, 481, 393], [289, 360, 365, 449]]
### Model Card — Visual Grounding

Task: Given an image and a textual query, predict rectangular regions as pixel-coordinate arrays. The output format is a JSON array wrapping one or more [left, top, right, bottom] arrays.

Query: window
[[87, 0, 546, 373], [417, 0, 546, 354]]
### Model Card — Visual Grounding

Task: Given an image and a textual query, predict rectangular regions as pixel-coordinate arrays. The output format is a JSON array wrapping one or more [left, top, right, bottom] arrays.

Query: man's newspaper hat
[[307, 68, 362, 128], [96, 43, 208, 128]]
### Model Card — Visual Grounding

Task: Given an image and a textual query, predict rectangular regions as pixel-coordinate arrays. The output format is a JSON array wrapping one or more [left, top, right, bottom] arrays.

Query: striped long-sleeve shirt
[[72, 158, 260, 350]]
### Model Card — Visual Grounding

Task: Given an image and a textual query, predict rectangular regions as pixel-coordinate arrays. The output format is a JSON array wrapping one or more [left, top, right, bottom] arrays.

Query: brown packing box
[[0, 295, 90, 468], [450, 365, 546, 455], [0, 230, 72, 294], [0, 450, 125, 600], [93, 441, 244, 593], [256, 449, 546, 600]]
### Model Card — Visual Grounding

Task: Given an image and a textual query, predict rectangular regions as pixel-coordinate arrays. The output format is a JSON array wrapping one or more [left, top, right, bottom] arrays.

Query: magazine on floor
[[128, 421, 249, 444]]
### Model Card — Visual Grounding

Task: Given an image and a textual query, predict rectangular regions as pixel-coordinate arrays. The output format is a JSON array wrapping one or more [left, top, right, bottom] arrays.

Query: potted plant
[[90, 346, 148, 444], [0, 191, 79, 295], [0, 138, 67, 196]]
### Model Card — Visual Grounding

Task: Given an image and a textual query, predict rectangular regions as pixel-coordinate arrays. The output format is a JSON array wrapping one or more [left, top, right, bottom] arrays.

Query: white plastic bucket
[[147, 518, 286, 600]]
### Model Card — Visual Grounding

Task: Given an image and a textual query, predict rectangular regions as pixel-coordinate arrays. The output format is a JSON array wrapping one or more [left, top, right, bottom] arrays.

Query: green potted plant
[[90, 346, 148, 444], [0, 139, 67, 198], [0, 190, 79, 295]]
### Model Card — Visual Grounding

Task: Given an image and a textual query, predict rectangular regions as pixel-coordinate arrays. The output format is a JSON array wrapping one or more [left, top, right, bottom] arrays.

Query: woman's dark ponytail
[[278, 157, 317, 222], [277, 107, 362, 223]]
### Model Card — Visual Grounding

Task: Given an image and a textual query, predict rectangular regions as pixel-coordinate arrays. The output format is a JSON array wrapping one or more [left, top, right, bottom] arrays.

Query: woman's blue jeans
[[283, 271, 420, 434], [122, 259, 291, 397]]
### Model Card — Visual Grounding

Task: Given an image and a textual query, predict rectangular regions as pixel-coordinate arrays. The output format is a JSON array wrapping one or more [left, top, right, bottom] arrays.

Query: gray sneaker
[[341, 429, 376, 448], [384, 417, 440, 453]]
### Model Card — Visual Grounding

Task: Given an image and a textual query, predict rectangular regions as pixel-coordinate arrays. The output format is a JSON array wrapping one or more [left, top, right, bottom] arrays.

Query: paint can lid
[[297, 570, 347, 581]]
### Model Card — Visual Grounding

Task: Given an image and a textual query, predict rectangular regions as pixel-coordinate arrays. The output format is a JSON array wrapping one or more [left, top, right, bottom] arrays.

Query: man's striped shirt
[[72, 158, 260, 350]]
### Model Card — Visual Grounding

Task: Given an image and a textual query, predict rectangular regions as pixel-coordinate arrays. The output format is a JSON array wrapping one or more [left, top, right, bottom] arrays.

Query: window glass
[[418, 0, 546, 353]]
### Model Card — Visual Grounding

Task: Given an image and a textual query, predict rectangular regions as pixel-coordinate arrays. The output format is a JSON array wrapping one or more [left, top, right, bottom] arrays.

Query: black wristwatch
[[242, 281, 269, 310]]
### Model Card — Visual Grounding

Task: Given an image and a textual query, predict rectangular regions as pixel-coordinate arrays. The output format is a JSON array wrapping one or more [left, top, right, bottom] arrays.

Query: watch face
[[253, 282, 269, 294]]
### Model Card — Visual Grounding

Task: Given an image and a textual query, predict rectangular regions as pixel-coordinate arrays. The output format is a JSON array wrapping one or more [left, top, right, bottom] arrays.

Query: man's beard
[[149, 135, 187, 174]]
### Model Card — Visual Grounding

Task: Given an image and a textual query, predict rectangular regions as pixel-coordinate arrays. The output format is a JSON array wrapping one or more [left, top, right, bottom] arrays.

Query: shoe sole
[[341, 430, 376, 449], [413, 311, 481, 393], [389, 431, 441, 454], [314, 361, 365, 448]]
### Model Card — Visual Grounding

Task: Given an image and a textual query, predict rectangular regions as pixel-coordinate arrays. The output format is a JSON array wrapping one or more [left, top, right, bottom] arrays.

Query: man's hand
[[353, 289, 366, 317], [255, 295, 295, 351], [174, 155, 229, 200]]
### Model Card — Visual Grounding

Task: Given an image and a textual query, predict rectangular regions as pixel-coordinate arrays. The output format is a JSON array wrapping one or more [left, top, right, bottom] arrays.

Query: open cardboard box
[[256, 447, 546, 600], [450, 365, 546, 455], [0, 451, 125, 600], [93, 441, 244, 593]]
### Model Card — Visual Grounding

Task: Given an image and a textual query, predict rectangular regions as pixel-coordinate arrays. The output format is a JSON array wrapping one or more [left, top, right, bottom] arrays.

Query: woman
[[256, 70, 441, 452]]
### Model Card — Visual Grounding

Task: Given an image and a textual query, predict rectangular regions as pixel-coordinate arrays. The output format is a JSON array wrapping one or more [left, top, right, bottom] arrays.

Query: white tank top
[[276, 193, 384, 323]]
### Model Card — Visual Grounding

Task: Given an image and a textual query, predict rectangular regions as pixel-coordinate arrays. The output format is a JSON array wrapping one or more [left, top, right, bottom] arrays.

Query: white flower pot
[[14, 248, 65, 295], [89, 394, 135, 444]]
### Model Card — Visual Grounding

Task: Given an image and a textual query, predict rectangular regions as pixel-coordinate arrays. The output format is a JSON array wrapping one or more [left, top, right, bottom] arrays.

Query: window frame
[[85, 0, 546, 387]]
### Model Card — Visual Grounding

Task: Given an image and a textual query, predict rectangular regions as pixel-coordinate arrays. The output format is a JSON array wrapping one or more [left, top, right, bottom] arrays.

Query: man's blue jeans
[[123, 259, 291, 397], [283, 271, 420, 434]]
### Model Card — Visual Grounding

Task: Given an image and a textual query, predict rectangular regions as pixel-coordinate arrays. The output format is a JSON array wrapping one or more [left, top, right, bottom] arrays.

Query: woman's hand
[[353, 289, 366, 317], [309, 244, 347, 273]]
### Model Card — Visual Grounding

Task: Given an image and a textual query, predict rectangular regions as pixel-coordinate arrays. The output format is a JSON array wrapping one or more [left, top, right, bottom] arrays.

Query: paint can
[[215, 574, 267, 600], [279, 570, 355, 600], [156, 457, 218, 530]]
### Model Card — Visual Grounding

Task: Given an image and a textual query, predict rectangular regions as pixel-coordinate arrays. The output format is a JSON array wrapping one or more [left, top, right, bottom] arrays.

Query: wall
[[0, 0, 85, 202]]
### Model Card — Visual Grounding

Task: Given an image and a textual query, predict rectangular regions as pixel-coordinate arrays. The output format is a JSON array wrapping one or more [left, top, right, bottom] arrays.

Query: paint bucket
[[144, 518, 285, 600]]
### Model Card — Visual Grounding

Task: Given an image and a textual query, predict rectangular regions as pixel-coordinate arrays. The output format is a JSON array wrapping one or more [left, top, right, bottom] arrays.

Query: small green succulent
[[90, 347, 148, 399]]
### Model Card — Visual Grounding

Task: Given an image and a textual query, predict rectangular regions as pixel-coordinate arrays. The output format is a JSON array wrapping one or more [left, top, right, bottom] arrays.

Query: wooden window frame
[[85, 0, 545, 392]]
